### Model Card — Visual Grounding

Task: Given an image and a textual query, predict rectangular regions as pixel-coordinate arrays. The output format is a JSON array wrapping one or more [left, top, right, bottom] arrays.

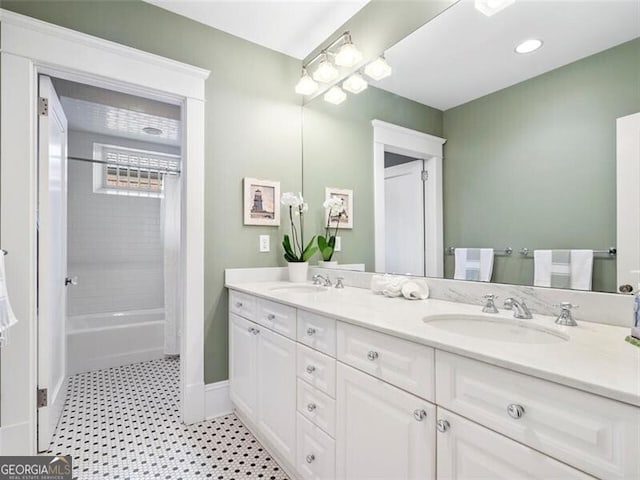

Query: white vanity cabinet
[[335, 362, 436, 480], [229, 313, 258, 418]]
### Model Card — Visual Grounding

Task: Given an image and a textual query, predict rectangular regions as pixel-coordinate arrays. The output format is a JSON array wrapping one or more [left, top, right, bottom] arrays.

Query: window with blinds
[[92, 143, 180, 197]]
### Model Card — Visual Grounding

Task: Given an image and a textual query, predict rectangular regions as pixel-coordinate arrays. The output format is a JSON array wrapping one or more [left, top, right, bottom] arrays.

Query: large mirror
[[302, 0, 640, 293]]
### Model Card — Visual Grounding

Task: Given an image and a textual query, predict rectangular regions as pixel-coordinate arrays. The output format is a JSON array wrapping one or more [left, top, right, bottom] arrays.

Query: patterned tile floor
[[47, 358, 289, 480]]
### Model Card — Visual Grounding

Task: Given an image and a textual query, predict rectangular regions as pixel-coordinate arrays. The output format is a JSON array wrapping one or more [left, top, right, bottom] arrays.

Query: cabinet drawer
[[229, 290, 256, 320], [337, 322, 435, 401], [256, 298, 296, 340], [436, 407, 593, 480], [297, 344, 336, 398], [436, 351, 640, 480], [297, 379, 336, 438], [298, 310, 336, 356], [297, 414, 336, 480]]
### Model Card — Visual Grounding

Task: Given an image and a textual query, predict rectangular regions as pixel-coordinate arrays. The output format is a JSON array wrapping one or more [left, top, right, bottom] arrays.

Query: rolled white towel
[[401, 279, 430, 300]]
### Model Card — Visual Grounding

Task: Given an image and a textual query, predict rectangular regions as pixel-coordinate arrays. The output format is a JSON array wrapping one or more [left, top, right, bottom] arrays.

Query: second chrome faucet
[[482, 294, 533, 319]]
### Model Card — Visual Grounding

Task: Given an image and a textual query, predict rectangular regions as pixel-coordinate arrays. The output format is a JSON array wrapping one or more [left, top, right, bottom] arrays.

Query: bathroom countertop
[[226, 281, 640, 407]]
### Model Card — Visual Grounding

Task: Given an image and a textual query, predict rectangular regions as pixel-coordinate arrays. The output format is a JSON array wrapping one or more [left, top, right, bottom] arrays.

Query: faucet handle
[[554, 302, 579, 326], [483, 294, 497, 300], [335, 277, 344, 289], [482, 294, 499, 314], [503, 297, 514, 310], [554, 302, 579, 310]]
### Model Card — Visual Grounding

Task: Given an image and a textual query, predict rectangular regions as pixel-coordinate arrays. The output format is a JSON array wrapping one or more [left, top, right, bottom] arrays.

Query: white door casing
[[384, 160, 425, 276], [37, 76, 69, 452], [616, 112, 640, 291], [372, 119, 445, 277], [0, 9, 209, 454]]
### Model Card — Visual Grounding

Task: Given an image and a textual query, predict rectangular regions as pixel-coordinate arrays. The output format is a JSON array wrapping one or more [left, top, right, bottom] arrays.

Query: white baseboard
[[0, 421, 33, 455], [183, 381, 205, 425], [205, 381, 232, 419]]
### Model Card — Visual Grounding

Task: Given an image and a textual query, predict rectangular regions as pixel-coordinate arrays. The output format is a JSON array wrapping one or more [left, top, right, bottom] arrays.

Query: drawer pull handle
[[413, 409, 427, 421], [367, 351, 379, 361], [306, 365, 316, 374], [248, 327, 260, 335], [267, 313, 276, 320], [306, 454, 315, 464], [436, 419, 450, 433], [507, 404, 525, 419], [307, 403, 317, 412], [307, 327, 317, 336], [235, 302, 243, 308]]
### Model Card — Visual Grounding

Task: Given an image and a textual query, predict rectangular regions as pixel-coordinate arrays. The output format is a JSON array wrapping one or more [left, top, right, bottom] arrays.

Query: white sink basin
[[423, 314, 568, 344], [269, 284, 329, 294]]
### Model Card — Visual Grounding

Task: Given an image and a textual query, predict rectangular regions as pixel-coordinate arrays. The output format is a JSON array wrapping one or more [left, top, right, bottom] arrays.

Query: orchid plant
[[281, 192, 318, 263], [317, 196, 345, 261]]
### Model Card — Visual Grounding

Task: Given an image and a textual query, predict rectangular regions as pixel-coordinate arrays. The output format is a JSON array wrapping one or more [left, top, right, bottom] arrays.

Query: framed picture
[[325, 187, 353, 229], [243, 177, 280, 226]]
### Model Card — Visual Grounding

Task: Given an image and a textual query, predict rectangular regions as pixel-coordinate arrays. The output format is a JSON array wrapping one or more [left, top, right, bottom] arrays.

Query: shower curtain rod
[[67, 156, 181, 175]]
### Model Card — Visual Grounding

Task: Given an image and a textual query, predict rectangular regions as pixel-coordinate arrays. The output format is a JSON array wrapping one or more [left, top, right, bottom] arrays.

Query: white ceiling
[[144, 0, 370, 59], [376, 0, 640, 111]]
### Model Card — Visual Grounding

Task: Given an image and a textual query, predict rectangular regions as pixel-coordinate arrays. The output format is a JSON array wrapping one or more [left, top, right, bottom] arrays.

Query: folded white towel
[[0, 255, 18, 344], [454, 248, 494, 282], [401, 280, 430, 300], [370, 274, 429, 300], [533, 249, 593, 291]]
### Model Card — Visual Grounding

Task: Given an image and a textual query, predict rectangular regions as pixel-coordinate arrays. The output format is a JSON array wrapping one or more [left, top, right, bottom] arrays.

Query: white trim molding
[[205, 381, 233, 419], [372, 119, 446, 277], [0, 9, 210, 454]]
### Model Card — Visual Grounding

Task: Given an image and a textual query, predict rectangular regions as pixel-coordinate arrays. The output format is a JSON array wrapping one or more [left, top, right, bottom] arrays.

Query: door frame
[[0, 9, 210, 454], [372, 119, 446, 277]]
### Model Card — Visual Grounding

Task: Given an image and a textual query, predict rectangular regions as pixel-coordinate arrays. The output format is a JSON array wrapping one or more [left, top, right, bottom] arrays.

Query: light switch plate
[[334, 236, 342, 252], [259, 235, 270, 252]]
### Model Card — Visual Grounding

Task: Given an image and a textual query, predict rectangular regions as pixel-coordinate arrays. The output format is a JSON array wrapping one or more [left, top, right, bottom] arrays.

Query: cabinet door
[[436, 408, 594, 480], [257, 326, 297, 465], [336, 363, 436, 480], [229, 313, 258, 420]]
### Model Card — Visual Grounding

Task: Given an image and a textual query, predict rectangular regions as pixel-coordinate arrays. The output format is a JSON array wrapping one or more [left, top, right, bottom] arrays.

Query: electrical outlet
[[259, 235, 270, 252], [334, 236, 342, 252]]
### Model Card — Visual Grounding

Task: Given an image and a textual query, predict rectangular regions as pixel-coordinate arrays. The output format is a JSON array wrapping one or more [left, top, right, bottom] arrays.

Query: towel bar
[[446, 247, 513, 256], [519, 247, 616, 257]]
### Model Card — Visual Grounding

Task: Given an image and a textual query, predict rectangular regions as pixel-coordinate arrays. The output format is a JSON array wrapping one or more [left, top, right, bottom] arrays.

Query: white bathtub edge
[[205, 380, 232, 420], [67, 347, 165, 376]]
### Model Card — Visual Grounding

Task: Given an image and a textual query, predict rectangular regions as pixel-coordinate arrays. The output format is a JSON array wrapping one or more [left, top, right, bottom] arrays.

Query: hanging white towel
[[454, 248, 494, 282], [533, 250, 593, 291], [0, 254, 18, 341]]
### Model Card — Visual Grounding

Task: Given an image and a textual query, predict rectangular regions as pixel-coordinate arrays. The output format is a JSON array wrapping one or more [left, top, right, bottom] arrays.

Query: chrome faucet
[[554, 302, 578, 326], [503, 298, 533, 319], [312, 274, 332, 287], [482, 294, 499, 313]]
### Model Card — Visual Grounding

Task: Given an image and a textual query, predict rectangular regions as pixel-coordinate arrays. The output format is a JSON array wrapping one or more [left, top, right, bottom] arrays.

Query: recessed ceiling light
[[515, 38, 543, 54], [142, 126, 163, 136], [475, 0, 515, 17]]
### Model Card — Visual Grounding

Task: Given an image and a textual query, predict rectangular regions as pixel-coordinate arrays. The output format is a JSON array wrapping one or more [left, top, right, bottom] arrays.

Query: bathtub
[[67, 308, 166, 375]]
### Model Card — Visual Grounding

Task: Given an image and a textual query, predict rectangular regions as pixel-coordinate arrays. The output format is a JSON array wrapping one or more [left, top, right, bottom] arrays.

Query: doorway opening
[[37, 75, 183, 452]]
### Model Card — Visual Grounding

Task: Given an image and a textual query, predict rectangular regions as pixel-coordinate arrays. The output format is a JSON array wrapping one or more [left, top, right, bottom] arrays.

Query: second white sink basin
[[269, 284, 329, 294], [423, 314, 568, 344]]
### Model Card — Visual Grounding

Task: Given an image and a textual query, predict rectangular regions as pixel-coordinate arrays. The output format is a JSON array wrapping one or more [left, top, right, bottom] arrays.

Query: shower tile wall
[[67, 131, 178, 316]]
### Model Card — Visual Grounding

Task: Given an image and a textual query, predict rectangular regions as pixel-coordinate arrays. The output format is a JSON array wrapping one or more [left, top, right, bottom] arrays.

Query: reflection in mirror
[[302, 0, 640, 293]]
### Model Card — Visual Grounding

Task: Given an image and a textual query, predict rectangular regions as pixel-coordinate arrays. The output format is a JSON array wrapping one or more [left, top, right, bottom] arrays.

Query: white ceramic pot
[[318, 260, 338, 268], [288, 262, 309, 283]]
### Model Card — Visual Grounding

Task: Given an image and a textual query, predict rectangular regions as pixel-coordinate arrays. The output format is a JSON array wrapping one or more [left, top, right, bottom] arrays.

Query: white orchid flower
[[281, 192, 301, 207], [323, 196, 344, 216]]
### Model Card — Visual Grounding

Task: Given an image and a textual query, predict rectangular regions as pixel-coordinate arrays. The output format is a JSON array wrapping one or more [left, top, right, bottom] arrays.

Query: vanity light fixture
[[475, 0, 515, 16], [343, 72, 368, 94], [312, 52, 339, 83], [323, 85, 347, 105], [295, 67, 319, 95], [364, 56, 392, 81], [515, 38, 543, 54], [334, 33, 363, 67]]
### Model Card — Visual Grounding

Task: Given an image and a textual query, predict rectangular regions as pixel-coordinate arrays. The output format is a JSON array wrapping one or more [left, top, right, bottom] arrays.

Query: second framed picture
[[325, 187, 353, 229], [243, 177, 280, 226]]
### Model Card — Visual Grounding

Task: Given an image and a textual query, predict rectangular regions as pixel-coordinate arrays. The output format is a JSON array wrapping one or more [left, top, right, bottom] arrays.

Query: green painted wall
[[1, 0, 303, 383], [442, 38, 640, 293], [302, 86, 443, 270]]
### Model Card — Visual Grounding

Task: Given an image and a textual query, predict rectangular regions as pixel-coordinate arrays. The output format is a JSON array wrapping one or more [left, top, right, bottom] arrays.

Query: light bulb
[[335, 42, 363, 68], [474, 0, 515, 17], [342, 73, 368, 94], [364, 56, 392, 81], [312, 54, 339, 83], [295, 68, 319, 95], [324, 86, 347, 105], [515, 38, 543, 54]]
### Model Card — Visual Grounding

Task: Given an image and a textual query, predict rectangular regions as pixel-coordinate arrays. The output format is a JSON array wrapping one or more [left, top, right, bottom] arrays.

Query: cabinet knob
[[235, 301, 243, 308], [507, 404, 525, 419], [413, 409, 427, 421], [306, 454, 315, 464], [307, 403, 317, 412], [306, 365, 316, 374], [267, 313, 276, 320], [367, 351, 379, 361], [436, 419, 450, 433], [307, 327, 317, 336]]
